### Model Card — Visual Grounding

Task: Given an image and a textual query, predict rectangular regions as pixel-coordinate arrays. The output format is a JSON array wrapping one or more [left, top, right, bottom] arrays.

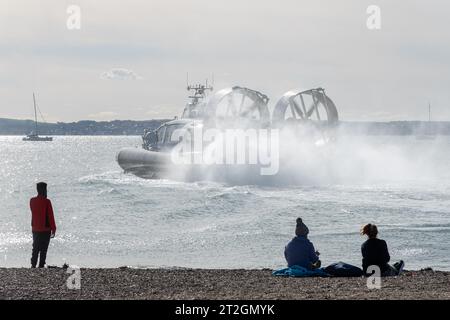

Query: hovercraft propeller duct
[[201, 86, 338, 128]]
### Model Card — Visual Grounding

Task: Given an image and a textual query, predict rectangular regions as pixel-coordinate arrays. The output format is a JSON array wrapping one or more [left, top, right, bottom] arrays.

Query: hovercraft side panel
[[116, 148, 172, 177]]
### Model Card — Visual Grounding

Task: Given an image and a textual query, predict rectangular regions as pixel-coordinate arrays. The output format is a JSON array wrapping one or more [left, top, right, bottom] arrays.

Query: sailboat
[[416, 102, 435, 140], [23, 93, 53, 142]]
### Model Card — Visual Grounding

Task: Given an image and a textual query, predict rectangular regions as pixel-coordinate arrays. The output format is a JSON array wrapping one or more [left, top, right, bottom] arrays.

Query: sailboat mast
[[33, 93, 38, 135], [428, 103, 431, 122]]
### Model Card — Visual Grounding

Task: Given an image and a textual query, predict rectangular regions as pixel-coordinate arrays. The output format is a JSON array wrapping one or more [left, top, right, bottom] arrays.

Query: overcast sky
[[0, 0, 449, 122]]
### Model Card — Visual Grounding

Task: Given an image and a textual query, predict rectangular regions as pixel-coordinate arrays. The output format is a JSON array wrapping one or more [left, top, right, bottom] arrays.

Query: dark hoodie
[[361, 238, 390, 274]]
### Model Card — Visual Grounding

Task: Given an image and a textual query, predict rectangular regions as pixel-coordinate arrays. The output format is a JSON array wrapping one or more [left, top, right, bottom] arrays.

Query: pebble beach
[[0, 268, 449, 300]]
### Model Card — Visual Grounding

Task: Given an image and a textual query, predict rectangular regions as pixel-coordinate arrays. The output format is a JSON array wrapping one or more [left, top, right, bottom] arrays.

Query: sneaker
[[394, 260, 405, 275]]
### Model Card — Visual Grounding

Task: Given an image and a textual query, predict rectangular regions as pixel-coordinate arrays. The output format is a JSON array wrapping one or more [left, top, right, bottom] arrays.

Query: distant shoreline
[[0, 268, 449, 300], [1, 118, 450, 136], [0, 118, 170, 136]]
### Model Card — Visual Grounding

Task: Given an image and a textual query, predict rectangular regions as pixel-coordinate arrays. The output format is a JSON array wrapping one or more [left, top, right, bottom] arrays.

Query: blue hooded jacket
[[284, 235, 319, 269]]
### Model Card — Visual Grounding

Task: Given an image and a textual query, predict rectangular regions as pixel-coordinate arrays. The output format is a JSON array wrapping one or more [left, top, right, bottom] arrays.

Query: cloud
[[2, 1, 450, 121], [100, 68, 143, 80], [88, 111, 119, 120], [146, 106, 179, 118]]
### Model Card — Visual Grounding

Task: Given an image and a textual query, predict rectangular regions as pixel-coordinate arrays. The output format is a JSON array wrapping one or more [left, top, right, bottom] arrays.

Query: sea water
[[0, 135, 449, 270]]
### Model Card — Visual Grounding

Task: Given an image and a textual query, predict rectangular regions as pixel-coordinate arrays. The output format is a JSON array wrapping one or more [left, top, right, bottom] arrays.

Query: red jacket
[[30, 196, 56, 233]]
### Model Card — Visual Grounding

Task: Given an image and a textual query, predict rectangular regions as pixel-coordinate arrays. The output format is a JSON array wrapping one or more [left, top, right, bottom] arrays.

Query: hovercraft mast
[[181, 74, 214, 119]]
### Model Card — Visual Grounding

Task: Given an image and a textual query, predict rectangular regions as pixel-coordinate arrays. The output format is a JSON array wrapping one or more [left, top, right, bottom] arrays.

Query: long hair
[[361, 223, 378, 238], [36, 182, 47, 198]]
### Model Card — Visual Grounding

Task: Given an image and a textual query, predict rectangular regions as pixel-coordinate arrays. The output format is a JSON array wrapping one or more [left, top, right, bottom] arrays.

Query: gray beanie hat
[[295, 218, 309, 237]]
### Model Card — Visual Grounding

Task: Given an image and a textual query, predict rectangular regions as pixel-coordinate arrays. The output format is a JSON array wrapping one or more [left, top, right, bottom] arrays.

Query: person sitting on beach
[[284, 218, 321, 269], [30, 182, 57, 268], [361, 223, 404, 276]]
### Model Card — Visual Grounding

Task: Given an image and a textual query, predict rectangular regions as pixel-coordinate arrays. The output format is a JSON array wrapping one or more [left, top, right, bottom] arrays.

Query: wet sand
[[0, 268, 449, 300]]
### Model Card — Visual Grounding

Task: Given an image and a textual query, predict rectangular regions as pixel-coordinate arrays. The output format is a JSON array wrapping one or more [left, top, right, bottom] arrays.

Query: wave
[[79, 171, 220, 190], [206, 186, 258, 200]]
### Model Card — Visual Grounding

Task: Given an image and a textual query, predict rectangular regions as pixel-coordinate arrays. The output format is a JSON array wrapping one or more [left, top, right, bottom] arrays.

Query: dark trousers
[[31, 231, 51, 268]]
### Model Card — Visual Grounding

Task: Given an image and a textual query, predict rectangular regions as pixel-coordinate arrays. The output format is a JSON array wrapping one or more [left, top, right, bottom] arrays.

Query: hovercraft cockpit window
[[163, 124, 186, 145], [156, 126, 166, 145]]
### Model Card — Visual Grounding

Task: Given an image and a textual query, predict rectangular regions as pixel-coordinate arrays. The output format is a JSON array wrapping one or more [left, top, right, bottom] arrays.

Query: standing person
[[284, 218, 321, 269], [360, 223, 404, 276], [30, 182, 56, 268]]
